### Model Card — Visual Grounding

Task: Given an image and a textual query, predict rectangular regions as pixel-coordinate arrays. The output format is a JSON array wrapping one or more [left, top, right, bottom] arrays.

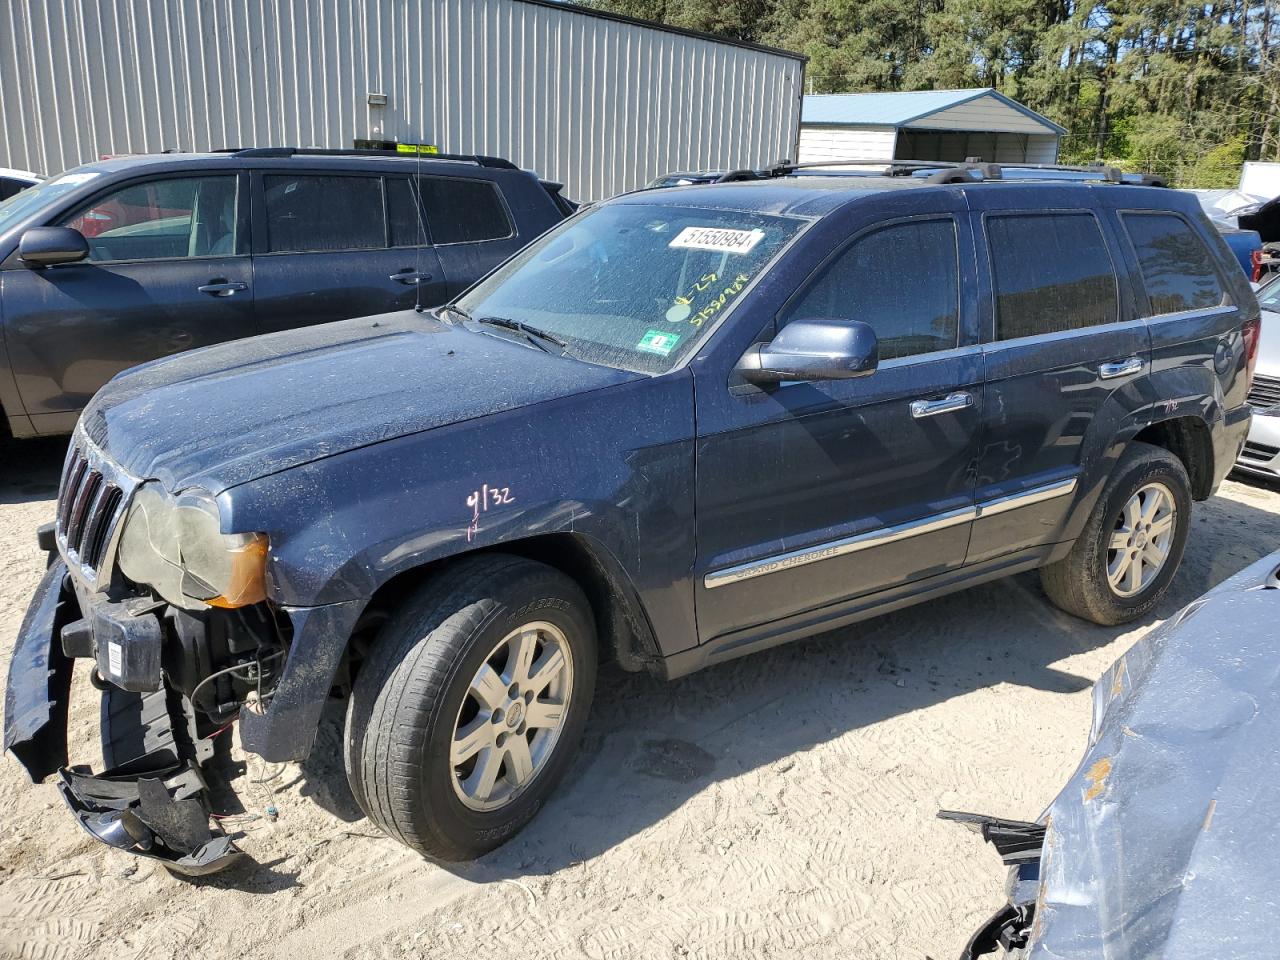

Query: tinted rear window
[[387, 178, 424, 247], [1121, 212, 1226, 315], [0, 177, 30, 201], [264, 174, 385, 252], [419, 177, 512, 244], [987, 213, 1118, 340]]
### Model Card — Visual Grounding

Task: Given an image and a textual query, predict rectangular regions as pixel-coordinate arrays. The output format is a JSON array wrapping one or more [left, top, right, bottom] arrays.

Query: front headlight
[[116, 483, 268, 610]]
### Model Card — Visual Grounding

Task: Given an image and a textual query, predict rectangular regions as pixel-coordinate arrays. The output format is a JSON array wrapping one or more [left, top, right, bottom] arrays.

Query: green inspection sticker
[[636, 330, 681, 356]]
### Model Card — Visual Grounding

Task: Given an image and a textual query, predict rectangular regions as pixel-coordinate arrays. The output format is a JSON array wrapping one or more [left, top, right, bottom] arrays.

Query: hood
[[80, 310, 638, 492], [1029, 552, 1280, 960]]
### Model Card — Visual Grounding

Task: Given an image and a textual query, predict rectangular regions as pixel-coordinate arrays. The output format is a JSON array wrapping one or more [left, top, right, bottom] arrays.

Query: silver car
[[1237, 274, 1280, 479]]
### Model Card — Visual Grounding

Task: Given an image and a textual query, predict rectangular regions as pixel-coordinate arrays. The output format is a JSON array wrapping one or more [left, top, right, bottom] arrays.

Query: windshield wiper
[[473, 315, 569, 354], [435, 303, 472, 323]]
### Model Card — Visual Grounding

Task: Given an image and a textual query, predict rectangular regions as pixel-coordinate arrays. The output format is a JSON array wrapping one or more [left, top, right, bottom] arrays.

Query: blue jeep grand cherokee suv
[[4, 166, 1257, 871]]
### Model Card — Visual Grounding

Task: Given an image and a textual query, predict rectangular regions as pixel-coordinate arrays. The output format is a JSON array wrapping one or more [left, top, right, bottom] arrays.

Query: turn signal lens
[[205, 534, 269, 608]]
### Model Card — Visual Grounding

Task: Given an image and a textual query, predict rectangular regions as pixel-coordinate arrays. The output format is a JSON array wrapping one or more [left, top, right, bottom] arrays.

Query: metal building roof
[[801, 88, 1066, 135]]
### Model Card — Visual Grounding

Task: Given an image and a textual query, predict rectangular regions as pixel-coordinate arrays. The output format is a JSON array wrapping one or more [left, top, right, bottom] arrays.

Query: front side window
[[61, 176, 238, 262], [263, 174, 384, 253], [419, 177, 513, 244], [780, 219, 960, 361], [987, 213, 1118, 340], [1121, 212, 1227, 315], [457, 203, 805, 373]]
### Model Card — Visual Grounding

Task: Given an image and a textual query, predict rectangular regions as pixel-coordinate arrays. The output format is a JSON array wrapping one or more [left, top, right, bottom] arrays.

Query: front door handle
[[197, 280, 248, 297], [1099, 356, 1143, 379], [390, 270, 433, 286], [911, 391, 973, 419]]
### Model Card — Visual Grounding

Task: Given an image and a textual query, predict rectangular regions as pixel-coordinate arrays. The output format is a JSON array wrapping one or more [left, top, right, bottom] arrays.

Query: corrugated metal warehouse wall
[[0, 0, 804, 201]]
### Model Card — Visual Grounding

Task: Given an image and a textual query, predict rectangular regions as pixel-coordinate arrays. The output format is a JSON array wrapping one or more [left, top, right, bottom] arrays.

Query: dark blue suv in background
[[4, 163, 1257, 873], [0, 148, 569, 437]]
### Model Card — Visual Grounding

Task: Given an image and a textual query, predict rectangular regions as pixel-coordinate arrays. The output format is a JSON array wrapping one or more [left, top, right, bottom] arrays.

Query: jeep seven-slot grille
[[1248, 374, 1280, 410], [57, 445, 125, 573]]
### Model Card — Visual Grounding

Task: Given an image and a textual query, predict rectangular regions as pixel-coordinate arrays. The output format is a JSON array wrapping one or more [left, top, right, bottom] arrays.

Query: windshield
[[456, 202, 805, 373], [0, 169, 102, 235]]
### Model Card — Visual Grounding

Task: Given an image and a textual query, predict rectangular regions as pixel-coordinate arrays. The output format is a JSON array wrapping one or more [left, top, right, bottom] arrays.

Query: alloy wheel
[[1106, 482, 1177, 598], [449, 621, 574, 811]]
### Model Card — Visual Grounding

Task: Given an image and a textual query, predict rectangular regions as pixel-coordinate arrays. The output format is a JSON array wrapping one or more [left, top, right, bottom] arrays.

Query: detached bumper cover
[[3, 558, 241, 875], [3, 560, 75, 781], [58, 753, 242, 875]]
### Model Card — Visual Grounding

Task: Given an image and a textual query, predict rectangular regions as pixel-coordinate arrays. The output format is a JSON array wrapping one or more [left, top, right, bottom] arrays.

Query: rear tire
[[344, 554, 597, 861], [1040, 442, 1192, 626]]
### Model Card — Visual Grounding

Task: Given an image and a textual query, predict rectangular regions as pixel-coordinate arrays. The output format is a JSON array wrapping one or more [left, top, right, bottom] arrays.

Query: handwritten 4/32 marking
[[466, 484, 515, 541]]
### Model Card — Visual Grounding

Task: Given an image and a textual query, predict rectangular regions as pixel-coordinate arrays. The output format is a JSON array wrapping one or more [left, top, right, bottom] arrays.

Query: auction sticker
[[669, 226, 765, 254], [636, 330, 681, 356]]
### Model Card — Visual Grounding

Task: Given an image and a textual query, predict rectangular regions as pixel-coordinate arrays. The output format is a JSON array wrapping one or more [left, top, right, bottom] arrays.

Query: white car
[[0, 167, 42, 201], [1237, 274, 1280, 479]]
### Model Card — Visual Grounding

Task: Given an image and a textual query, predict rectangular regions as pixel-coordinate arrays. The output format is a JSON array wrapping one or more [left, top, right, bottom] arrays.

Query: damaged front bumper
[[3, 559, 242, 874]]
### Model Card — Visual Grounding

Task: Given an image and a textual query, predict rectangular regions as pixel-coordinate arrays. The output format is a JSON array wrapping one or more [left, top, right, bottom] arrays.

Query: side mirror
[[737, 318, 878, 386], [19, 226, 89, 266]]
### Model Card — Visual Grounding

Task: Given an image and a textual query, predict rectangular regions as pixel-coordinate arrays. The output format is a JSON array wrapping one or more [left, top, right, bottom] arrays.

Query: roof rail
[[764, 157, 1166, 187], [227, 147, 519, 169]]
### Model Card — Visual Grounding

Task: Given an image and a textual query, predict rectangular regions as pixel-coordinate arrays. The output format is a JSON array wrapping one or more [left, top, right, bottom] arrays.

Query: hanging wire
[[188, 650, 285, 718]]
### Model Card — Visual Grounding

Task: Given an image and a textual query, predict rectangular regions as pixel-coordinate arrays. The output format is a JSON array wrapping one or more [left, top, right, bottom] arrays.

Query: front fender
[[221, 372, 699, 654]]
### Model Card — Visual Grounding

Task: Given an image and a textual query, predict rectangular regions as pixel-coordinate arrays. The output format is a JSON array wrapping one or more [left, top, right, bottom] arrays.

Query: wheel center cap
[[506, 701, 524, 727], [1135, 531, 1148, 549]]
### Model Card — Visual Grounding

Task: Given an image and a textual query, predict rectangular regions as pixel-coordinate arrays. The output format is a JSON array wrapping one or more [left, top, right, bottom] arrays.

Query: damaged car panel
[[952, 550, 1280, 958], [3, 559, 244, 873], [4, 172, 1258, 871]]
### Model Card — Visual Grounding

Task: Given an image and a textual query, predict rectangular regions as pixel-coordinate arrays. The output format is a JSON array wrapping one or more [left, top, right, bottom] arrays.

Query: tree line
[[593, 0, 1280, 187]]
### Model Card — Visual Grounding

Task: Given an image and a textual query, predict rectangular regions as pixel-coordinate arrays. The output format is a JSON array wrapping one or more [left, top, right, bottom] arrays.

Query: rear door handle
[[911, 391, 973, 418], [390, 270, 433, 286], [197, 280, 248, 297], [1099, 357, 1143, 379]]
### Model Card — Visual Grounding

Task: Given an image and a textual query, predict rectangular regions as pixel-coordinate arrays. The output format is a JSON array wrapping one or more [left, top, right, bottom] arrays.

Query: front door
[[0, 173, 257, 433], [250, 171, 447, 334], [693, 213, 983, 642]]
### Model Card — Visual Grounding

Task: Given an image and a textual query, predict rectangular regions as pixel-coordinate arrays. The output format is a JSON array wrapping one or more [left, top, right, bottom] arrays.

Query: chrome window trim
[[1138, 304, 1237, 325], [703, 477, 1078, 589], [980, 317, 1150, 354]]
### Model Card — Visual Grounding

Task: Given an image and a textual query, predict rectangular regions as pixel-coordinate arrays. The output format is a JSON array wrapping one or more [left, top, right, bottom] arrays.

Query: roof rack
[[758, 157, 1166, 187], [225, 147, 519, 169]]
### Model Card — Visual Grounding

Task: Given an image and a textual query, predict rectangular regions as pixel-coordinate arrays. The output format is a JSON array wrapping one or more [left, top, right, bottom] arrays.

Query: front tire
[[1040, 442, 1192, 626], [344, 554, 597, 861]]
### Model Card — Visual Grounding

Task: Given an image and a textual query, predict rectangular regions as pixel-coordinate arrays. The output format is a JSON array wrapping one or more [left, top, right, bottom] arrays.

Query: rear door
[[0, 172, 256, 433], [250, 170, 446, 334], [966, 193, 1150, 563], [416, 174, 527, 298]]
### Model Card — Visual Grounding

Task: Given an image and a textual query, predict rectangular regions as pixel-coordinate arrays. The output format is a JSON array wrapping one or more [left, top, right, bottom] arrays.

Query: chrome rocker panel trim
[[704, 477, 1078, 589]]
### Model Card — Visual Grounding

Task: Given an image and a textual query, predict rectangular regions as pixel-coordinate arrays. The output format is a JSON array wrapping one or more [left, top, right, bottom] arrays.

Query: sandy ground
[[1, 436, 1278, 960]]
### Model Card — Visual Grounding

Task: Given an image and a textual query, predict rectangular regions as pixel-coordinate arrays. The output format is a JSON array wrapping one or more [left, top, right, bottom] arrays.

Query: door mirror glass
[[18, 226, 89, 266], [737, 318, 879, 385]]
